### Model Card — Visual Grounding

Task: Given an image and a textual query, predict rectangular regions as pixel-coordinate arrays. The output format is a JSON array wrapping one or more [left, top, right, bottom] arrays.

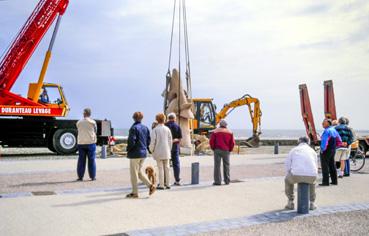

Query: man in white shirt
[[76, 108, 97, 181], [284, 137, 318, 210]]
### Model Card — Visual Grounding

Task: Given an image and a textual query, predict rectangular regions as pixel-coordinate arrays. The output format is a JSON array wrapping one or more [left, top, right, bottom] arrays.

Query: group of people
[[125, 111, 183, 198], [124, 111, 235, 198], [75, 108, 357, 210], [75, 108, 236, 198], [284, 116, 355, 210]]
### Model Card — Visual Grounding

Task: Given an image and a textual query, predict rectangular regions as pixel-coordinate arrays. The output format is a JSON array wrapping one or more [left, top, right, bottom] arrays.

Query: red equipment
[[0, 0, 69, 116], [323, 80, 337, 120], [299, 84, 318, 145]]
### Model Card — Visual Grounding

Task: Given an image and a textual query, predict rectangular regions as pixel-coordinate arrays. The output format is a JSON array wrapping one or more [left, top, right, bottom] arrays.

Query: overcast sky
[[1, 0, 368, 131]]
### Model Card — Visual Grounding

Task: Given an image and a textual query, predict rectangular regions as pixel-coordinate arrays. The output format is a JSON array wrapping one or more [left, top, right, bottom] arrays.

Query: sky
[[0, 0, 368, 131]]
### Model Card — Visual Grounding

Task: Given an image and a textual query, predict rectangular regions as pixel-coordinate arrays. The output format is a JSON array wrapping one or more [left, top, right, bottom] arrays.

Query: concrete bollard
[[191, 162, 200, 185], [101, 145, 107, 159], [274, 142, 279, 155], [297, 183, 310, 214]]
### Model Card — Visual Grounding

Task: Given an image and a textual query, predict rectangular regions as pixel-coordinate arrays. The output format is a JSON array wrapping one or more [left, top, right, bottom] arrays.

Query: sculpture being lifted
[[165, 68, 194, 149]]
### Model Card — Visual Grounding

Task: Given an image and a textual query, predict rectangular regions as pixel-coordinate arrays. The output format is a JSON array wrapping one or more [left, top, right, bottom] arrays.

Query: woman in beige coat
[[150, 113, 173, 189]]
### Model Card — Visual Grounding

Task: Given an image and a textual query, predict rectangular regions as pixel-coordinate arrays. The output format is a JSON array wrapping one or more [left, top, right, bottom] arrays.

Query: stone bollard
[[274, 142, 279, 155], [191, 162, 200, 185], [297, 183, 310, 214], [101, 145, 107, 159]]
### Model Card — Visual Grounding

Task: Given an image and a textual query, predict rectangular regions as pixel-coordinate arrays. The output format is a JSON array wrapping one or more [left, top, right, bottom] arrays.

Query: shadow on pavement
[[10, 180, 80, 187]]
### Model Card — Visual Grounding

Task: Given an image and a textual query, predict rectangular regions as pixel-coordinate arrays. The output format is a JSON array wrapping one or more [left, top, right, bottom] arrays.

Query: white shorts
[[334, 147, 351, 162]]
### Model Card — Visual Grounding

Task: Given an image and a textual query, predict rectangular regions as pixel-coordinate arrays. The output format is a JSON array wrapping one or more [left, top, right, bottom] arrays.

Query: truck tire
[[47, 138, 56, 153], [52, 129, 78, 155]]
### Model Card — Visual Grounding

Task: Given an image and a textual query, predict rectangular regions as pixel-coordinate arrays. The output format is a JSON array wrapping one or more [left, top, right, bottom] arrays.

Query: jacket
[[335, 124, 353, 146], [165, 120, 182, 150], [76, 117, 97, 145], [320, 126, 342, 154], [209, 127, 235, 152], [285, 143, 318, 177], [127, 121, 150, 158], [149, 124, 172, 160]]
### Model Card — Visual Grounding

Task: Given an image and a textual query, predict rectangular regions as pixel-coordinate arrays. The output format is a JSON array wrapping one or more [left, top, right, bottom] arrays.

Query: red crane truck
[[0, 0, 112, 154]]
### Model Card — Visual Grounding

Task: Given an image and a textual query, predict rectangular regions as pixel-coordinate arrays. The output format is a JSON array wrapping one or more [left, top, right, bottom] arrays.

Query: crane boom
[[0, 0, 68, 94], [324, 80, 337, 120]]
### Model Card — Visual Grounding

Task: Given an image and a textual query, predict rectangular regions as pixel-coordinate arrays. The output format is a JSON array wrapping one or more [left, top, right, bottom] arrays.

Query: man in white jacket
[[285, 137, 318, 210], [150, 113, 173, 190]]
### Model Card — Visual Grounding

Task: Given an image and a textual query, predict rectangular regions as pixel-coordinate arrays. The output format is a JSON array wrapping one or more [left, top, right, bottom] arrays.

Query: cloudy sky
[[1, 0, 368, 131]]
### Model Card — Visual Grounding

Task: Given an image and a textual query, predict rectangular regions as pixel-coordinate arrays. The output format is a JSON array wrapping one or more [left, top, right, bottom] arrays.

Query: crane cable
[[165, 0, 192, 114]]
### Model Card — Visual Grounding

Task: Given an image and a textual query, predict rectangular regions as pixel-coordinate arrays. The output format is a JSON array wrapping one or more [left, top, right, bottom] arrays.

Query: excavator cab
[[192, 98, 217, 134]]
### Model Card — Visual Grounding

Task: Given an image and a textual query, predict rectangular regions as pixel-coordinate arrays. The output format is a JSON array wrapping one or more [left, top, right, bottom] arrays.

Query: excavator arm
[[216, 94, 262, 147]]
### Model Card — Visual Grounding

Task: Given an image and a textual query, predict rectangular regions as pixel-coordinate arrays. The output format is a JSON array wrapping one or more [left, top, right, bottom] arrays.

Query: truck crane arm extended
[[299, 84, 319, 145], [216, 94, 262, 147], [0, 0, 69, 107]]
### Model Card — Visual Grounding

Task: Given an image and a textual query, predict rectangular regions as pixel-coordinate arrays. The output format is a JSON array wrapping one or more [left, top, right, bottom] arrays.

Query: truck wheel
[[53, 129, 78, 155], [47, 138, 56, 153]]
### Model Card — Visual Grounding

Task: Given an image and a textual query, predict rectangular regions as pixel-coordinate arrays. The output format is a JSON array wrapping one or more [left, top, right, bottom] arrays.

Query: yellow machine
[[192, 94, 262, 147]]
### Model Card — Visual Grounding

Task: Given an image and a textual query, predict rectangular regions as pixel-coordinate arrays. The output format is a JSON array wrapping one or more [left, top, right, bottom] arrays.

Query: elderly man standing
[[209, 119, 235, 185], [284, 137, 318, 210], [165, 113, 182, 186], [335, 117, 353, 178], [126, 111, 155, 198], [76, 108, 97, 181], [320, 118, 342, 186]]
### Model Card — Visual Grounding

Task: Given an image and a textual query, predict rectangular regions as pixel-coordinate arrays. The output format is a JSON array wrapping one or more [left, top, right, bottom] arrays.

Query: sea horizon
[[114, 128, 369, 139]]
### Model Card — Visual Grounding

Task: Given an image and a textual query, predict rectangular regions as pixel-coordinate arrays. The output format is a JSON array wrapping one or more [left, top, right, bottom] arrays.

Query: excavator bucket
[[299, 84, 319, 145], [324, 80, 337, 120], [243, 134, 260, 148]]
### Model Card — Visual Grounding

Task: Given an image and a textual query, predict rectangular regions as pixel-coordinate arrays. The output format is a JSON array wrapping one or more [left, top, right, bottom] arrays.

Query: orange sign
[[0, 105, 64, 117]]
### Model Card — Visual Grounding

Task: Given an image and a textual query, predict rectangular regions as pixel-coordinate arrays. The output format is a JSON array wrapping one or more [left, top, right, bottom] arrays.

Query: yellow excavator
[[191, 94, 262, 147]]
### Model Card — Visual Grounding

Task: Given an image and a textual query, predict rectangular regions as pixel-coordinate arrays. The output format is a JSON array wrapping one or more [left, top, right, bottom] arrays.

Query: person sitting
[[284, 137, 318, 210], [39, 89, 50, 103]]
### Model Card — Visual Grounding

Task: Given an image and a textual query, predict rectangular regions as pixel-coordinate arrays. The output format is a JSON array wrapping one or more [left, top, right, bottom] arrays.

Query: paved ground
[[0, 148, 368, 236]]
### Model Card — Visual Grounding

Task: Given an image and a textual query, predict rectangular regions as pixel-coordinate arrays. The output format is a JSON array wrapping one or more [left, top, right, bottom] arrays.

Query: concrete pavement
[[1, 154, 368, 235]]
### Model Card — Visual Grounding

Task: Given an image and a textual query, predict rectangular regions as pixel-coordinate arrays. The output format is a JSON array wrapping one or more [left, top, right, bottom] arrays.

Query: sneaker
[[310, 202, 317, 210], [173, 181, 181, 186], [338, 175, 343, 179], [212, 182, 221, 186], [285, 200, 294, 210], [319, 183, 329, 186], [126, 193, 138, 199], [330, 182, 338, 185], [76, 178, 83, 181], [165, 186, 171, 190], [157, 186, 165, 190], [149, 185, 156, 195]]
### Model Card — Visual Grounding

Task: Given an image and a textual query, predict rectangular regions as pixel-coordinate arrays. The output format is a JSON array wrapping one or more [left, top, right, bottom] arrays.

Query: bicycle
[[350, 147, 366, 172]]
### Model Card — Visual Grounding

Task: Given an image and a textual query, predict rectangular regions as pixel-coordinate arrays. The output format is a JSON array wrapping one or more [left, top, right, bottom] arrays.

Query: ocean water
[[114, 128, 369, 139]]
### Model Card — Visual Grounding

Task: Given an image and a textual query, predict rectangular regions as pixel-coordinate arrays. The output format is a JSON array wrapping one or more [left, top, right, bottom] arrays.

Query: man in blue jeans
[[165, 113, 182, 185], [76, 108, 97, 181]]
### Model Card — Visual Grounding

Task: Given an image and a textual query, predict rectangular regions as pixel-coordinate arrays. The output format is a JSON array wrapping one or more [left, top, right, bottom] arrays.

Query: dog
[[145, 166, 156, 186]]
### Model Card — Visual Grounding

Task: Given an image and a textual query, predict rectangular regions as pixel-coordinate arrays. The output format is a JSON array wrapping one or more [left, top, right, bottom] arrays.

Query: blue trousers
[[77, 144, 96, 180], [171, 144, 181, 182]]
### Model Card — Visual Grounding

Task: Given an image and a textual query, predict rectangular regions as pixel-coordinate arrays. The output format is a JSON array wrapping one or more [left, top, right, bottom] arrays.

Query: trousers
[[320, 150, 338, 185], [77, 144, 96, 180], [214, 149, 230, 184], [129, 158, 152, 195], [285, 173, 316, 202]]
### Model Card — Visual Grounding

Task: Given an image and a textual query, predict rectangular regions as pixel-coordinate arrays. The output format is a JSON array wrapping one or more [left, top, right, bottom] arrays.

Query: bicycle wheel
[[350, 152, 366, 172]]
